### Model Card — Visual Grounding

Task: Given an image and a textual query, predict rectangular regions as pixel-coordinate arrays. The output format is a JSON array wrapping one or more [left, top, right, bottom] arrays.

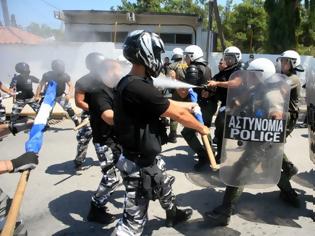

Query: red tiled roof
[[0, 26, 44, 44]]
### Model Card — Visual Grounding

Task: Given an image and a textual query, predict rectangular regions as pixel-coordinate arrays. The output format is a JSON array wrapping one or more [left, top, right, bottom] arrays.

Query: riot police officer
[[113, 30, 209, 236], [35, 60, 80, 126], [207, 46, 243, 163], [204, 58, 296, 226], [276, 50, 304, 207], [75, 54, 122, 224], [167, 47, 188, 143], [73, 53, 104, 169], [181, 45, 216, 170], [10, 62, 40, 124]]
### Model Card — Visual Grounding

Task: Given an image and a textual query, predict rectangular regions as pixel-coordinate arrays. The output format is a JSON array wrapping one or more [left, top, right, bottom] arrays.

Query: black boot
[[74, 160, 83, 170], [204, 204, 232, 226], [204, 186, 243, 226], [282, 161, 298, 179], [193, 151, 209, 171], [165, 206, 193, 227], [87, 203, 115, 224], [279, 188, 300, 208], [168, 131, 177, 143]]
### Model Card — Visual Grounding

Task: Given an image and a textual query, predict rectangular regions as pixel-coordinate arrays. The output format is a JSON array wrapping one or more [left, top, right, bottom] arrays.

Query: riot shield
[[306, 57, 315, 164], [220, 71, 290, 188]]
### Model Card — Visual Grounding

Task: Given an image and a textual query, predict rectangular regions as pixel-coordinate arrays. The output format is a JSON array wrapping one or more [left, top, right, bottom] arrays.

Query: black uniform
[[40, 71, 79, 125], [114, 75, 177, 235], [213, 63, 241, 162], [80, 74, 121, 208], [10, 74, 40, 124]]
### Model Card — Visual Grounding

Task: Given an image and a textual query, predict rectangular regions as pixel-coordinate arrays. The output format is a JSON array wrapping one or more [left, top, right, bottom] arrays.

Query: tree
[[26, 22, 64, 40], [264, 0, 301, 53], [117, 0, 208, 26], [296, 0, 315, 54], [222, 0, 267, 53]]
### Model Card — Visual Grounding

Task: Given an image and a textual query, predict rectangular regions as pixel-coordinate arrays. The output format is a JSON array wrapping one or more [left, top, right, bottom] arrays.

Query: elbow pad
[[185, 65, 199, 86]]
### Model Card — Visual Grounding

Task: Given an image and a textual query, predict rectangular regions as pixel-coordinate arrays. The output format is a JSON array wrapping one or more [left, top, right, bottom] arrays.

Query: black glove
[[11, 152, 38, 173]]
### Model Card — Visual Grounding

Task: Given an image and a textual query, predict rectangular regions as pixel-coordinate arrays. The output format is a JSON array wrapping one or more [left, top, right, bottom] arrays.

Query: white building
[[54, 10, 215, 55]]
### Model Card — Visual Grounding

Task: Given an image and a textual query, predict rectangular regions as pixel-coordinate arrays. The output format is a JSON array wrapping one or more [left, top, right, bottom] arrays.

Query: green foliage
[[116, 0, 314, 55], [264, 0, 301, 53], [222, 0, 267, 53], [26, 23, 64, 40], [118, 0, 207, 26]]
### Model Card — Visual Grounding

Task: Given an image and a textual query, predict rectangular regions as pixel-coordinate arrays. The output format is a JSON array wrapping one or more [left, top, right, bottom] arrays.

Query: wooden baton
[[73, 118, 90, 131], [201, 134, 219, 171], [1, 170, 30, 236]]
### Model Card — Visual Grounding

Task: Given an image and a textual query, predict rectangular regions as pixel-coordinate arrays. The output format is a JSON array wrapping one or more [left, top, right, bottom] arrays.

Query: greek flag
[[25, 81, 57, 153], [188, 88, 204, 124]]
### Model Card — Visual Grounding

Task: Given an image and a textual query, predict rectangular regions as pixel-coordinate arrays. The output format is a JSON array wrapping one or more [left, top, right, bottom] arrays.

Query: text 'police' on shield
[[224, 115, 286, 143]]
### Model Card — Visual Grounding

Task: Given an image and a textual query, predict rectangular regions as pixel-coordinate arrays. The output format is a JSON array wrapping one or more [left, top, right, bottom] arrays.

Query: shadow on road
[[49, 189, 124, 236], [45, 158, 98, 175], [292, 169, 315, 189], [237, 189, 314, 227]]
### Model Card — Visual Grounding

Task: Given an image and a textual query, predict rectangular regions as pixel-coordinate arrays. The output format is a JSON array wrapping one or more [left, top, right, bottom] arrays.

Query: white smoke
[[153, 74, 196, 89]]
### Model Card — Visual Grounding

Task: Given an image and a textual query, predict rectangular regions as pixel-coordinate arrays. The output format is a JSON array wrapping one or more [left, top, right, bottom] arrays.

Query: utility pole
[[213, 0, 226, 50], [1, 0, 10, 26], [205, 0, 214, 63]]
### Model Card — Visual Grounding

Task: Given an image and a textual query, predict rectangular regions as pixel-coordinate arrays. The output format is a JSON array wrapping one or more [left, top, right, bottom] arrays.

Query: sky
[[0, 0, 240, 29]]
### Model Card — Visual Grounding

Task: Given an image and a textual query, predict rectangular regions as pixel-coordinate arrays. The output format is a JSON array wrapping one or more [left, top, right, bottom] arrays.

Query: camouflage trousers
[[91, 142, 120, 207], [10, 99, 40, 124], [115, 156, 175, 236], [75, 125, 93, 164], [54, 96, 79, 125], [0, 188, 10, 231], [0, 103, 5, 124]]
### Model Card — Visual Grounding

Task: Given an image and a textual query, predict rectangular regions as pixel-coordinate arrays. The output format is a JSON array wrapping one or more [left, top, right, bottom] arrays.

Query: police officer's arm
[[0, 82, 13, 94], [266, 90, 285, 119], [287, 75, 300, 90], [162, 101, 209, 135], [66, 81, 74, 99], [169, 99, 198, 112], [75, 90, 89, 111], [101, 109, 114, 126], [35, 79, 46, 100], [208, 75, 242, 88], [0, 121, 34, 139], [0, 152, 38, 174], [31, 76, 40, 83]]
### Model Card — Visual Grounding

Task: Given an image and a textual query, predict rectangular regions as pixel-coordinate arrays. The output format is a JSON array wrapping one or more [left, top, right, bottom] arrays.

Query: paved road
[[0, 120, 314, 235]]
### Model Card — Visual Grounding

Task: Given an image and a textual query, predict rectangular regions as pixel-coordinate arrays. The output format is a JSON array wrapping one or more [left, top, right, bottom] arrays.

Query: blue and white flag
[[25, 81, 57, 153], [188, 88, 204, 124]]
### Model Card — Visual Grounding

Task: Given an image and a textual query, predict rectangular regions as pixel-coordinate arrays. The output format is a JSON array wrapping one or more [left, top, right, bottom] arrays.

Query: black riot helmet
[[51, 59, 65, 74], [85, 52, 105, 73], [15, 62, 30, 74], [123, 30, 165, 77]]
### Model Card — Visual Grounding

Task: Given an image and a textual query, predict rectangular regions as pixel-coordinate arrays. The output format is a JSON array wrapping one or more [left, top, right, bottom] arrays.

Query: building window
[[160, 33, 192, 44], [160, 33, 175, 44], [114, 32, 129, 43], [176, 34, 192, 44]]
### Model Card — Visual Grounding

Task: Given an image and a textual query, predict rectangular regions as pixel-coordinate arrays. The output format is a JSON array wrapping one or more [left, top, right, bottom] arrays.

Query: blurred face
[[164, 57, 170, 64], [184, 54, 192, 65], [223, 54, 237, 67], [99, 60, 122, 88], [218, 58, 227, 71], [280, 58, 292, 75]]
